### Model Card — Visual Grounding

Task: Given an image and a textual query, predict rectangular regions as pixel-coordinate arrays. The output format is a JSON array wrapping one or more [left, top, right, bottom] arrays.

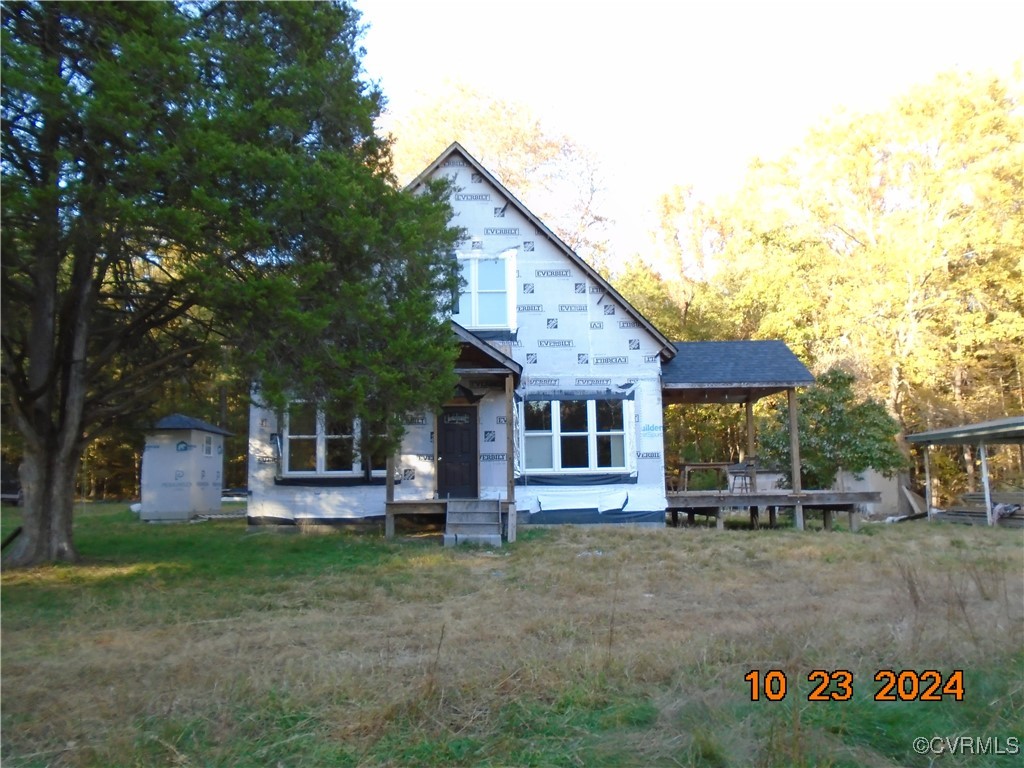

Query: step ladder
[[444, 499, 502, 547]]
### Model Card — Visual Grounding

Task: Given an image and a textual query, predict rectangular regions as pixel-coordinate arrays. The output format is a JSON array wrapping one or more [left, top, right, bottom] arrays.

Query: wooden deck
[[665, 490, 882, 531]]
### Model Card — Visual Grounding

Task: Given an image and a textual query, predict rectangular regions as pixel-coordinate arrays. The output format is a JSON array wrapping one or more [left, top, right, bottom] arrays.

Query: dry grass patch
[[2, 506, 1022, 767]]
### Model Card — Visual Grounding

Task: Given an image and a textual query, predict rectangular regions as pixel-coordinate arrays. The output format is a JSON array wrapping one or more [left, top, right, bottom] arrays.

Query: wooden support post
[[745, 399, 757, 492], [385, 454, 396, 539], [823, 508, 833, 531], [716, 509, 724, 530], [979, 442, 994, 526], [788, 388, 804, 530], [923, 447, 933, 520], [848, 507, 860, 532], [769, 507, 777, 528], [505, 373, 516, 543]]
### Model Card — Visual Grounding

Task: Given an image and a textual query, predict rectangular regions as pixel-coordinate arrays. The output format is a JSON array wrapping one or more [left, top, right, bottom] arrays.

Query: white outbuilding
[[140, 414, 232, 522]]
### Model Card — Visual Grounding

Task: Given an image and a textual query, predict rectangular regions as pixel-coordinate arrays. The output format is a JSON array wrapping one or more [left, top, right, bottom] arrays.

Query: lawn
[[2, 503, 1022, 767]]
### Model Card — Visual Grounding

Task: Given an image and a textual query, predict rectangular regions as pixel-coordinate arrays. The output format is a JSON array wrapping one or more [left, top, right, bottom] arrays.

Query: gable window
[[282, 403, 386, 479], [453, 249, 516, 329], [524, 399, 627, 472]]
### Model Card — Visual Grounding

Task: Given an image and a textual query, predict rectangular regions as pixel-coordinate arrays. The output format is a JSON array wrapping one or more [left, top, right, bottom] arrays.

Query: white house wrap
[[247, 143, 676, 527]]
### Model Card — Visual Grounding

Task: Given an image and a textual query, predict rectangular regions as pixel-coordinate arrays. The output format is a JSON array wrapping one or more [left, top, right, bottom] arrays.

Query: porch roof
[[662, 340, 814, 404], [453, 322, 522, 386]]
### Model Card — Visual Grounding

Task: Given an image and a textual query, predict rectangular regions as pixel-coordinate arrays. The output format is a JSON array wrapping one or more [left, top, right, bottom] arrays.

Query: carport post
[[979, 442, 994, 526], [923, 447, 933, 520]]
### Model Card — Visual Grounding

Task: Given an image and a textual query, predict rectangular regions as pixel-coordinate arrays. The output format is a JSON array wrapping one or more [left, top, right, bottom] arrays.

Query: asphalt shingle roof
[[661, 341, 814, 404], [663, 341, 815, 387], [153, 413, 233, 436]]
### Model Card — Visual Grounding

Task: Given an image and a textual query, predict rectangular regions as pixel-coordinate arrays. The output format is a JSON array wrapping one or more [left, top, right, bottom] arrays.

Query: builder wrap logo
[[455, 193, 491, 201], [485, 227, 519, 235], [594, 356, 629, 365], [538, 339, 574, 348], [535, 269, 571, 278]]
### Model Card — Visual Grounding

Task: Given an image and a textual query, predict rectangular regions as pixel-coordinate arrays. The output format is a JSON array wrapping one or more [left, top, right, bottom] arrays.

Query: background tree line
[[620, 65, 1023, 500]]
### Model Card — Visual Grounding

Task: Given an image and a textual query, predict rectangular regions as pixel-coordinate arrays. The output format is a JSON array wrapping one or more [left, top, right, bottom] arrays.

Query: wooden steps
[[444, 499, 502, 547], [937, 491, 1023, 527]]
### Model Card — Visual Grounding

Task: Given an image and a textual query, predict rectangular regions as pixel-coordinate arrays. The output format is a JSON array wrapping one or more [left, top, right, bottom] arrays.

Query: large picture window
[[282, 403, 387, 479], [452, 250, 515, 329], [524, 399, 627, 472]]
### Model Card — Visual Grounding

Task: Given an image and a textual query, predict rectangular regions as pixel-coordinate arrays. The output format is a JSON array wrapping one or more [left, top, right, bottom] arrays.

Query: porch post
[[385, 453, 396, 539], [788, 388, 804, 530], [505, 373, 516, 543], [745, 398, 757, 491]]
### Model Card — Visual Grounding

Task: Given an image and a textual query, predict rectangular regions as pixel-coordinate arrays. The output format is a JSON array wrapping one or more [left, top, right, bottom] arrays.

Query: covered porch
[[384, 323, 522, 544], [661, 341, 879, 530]]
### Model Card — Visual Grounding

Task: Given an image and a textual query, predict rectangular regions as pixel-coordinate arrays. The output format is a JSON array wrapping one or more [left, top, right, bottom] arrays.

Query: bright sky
[[355, 0, 1022, 255]]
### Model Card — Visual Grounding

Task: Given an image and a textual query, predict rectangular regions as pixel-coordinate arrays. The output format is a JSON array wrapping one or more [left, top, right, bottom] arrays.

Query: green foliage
[[644, 65, 1023, 499], [760, 369, 908, 489], [1, 2, 461, 563]]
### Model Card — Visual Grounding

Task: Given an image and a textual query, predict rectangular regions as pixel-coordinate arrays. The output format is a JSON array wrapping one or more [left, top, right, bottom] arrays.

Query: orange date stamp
[[744, 669, 965, 702]]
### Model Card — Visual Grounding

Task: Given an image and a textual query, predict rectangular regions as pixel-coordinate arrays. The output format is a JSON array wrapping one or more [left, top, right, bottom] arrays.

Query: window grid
[[453, 253, 513, 329], [523, 399, 627, 472], [283, 405, 385, 477]]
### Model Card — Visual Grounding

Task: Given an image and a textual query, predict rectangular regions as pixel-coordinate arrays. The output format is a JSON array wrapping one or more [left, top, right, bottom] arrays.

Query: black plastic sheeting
[[516, 473, 637, 486], [521, 507, 663, 525]]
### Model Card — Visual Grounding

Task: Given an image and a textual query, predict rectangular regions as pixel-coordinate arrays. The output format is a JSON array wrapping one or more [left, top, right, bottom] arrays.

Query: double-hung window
[[282, 403, 387, 479], [524, 399, 627, 472], [452, 249, 515, 329]]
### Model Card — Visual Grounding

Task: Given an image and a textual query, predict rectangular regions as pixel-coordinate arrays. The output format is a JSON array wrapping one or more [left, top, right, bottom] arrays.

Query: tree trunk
[[5, 442, 83, 566]]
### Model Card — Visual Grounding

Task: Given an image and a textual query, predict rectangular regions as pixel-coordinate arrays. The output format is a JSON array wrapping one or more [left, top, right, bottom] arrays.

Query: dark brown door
[[437, 406, 477, 499]]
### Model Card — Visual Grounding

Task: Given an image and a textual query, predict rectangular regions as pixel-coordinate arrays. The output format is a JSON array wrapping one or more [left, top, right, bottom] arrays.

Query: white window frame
[[452, 249, 516, 330], [522, 398, 629, 473], [281, 403, 387, 478]]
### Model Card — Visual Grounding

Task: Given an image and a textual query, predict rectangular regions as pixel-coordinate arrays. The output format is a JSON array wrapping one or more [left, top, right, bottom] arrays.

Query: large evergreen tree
[[1, 1, 461, 566]]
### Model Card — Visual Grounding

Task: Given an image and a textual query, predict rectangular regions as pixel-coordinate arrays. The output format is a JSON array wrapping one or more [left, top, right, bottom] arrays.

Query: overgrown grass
[[2, 503, 1022, 766]]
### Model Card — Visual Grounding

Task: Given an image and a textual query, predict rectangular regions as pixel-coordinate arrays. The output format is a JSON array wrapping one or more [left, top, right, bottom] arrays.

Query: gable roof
[[408, 142, 676, 360], [453, 321, 522, 385], [906, 416, 1024, 446], [662, 340, 815, 404]]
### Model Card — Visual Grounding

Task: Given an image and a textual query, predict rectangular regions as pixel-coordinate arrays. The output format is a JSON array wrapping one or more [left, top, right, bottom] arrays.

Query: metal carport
[[905, 417, 1024, 526]]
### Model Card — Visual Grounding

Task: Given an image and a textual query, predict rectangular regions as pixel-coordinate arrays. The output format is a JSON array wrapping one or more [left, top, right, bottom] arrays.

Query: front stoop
[[444, 499, 502, 547]]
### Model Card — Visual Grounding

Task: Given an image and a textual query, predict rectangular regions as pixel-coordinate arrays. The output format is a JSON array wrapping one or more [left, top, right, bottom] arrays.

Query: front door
[[437, 406, 478, 499]]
